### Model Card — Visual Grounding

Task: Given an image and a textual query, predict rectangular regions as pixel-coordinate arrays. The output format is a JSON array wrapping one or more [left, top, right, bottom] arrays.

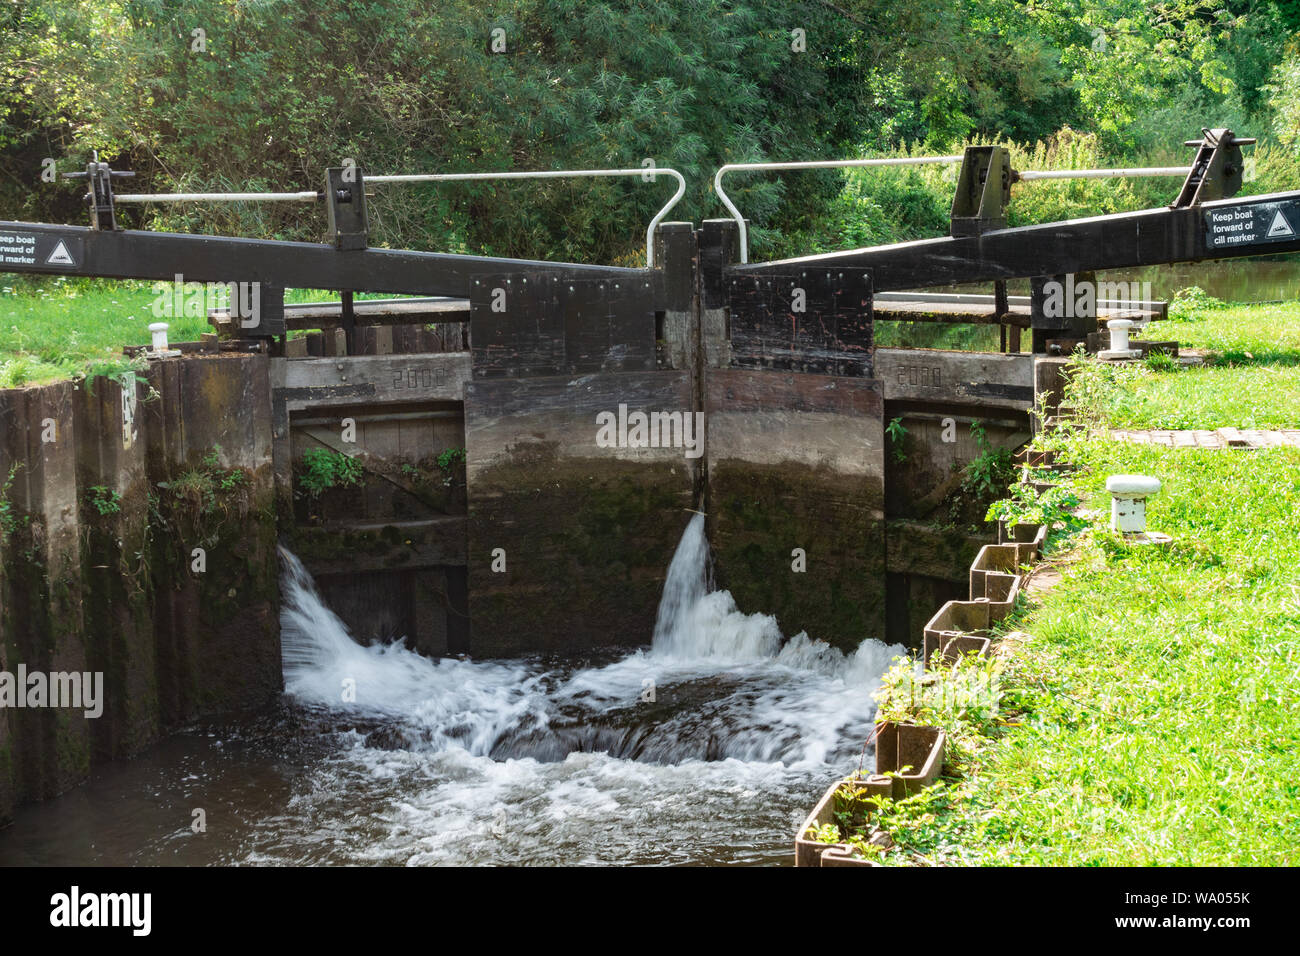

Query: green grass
[[1159, 297, 1300, 364], [856, 304, 1300, 864], [875, 321, 1000, 352], [0, 278, 188, 386], [968, 439, 1300, 865], [0, 277, 410, 387], [1075, 362, 1300, 430], [1073, 298, 1300, 429], [861, 438, 1300, 865]]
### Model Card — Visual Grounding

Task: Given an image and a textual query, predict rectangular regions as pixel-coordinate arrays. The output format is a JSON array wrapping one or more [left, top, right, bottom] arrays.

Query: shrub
[[1169, 286, 1228, 321]]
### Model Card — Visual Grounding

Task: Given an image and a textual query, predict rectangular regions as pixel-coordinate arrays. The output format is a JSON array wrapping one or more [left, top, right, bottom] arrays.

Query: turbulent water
[[0, 513, 904, 866]]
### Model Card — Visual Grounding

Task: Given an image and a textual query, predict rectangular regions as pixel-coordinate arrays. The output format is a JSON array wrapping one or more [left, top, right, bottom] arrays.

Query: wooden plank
[[469, 273, 657, 378], [465, 370, 696, 475], [707, 369, 883, 479], [294, 517, 468, 575], [874, 301, 1031, 326], [874, 290, 1167, 322], [278, 353, 471, 407], [724, 269, 873, 376], [211, 296, 470, 328]]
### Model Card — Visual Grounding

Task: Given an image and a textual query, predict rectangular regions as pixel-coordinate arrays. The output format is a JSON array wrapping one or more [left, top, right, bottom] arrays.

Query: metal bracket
[[60, 151, 135, 230], [325, 166, 369, 250], [950, 146, 1012, 237], [1172, 128, 1255, 208]]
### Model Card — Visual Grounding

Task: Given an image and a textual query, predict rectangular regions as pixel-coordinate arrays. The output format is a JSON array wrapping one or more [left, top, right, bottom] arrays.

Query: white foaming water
[[271, 513, 904, 864], [647, 514, 892, 677], [280, 548, 550, 755], [554, 513, 901, 765], [649, 513, 813, 665]]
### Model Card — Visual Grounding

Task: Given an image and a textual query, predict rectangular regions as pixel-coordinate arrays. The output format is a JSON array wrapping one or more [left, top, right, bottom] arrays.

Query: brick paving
[[1110, 428, 1300, 449]]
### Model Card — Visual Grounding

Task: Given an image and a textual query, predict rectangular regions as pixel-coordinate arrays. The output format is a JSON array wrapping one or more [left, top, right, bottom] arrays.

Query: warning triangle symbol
[[1267, 209, 1295, 239], [45, 240, 75, 265]]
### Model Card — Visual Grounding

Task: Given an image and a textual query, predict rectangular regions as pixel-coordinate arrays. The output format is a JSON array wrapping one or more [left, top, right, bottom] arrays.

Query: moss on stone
[[709, 459, 887, 652], [468, 454, 693, 656]]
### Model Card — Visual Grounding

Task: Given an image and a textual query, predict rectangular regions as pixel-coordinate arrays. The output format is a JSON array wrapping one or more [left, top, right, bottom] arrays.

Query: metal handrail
[[112, 166, 688, 267], [115, 191, 320, 202], [713, 156, 964, 263], [367, 167, 687, 267], [1015, 166, 1191, 181]]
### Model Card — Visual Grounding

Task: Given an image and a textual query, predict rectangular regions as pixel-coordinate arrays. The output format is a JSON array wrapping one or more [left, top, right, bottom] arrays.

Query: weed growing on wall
[[85, 485, 121, 516], [297, 448, 364, 498]]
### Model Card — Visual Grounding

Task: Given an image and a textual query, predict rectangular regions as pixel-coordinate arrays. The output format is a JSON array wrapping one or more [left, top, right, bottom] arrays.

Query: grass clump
[[986, 483, 1087, 542], [960, 420, 1016, 499], [0, 463, 27, 540], [86, 486, 122, 516], [158, 446, 248, 515], [1167, 285, 1229, 322]]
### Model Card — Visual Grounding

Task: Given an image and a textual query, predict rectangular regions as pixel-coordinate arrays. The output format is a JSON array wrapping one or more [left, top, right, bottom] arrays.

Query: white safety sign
[[1205, 200, 1299, 249]]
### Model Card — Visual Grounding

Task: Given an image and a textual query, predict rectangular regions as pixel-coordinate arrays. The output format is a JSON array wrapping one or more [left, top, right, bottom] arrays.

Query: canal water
[[0, 514, 902, 866], [1100, 255, 1300, 303]]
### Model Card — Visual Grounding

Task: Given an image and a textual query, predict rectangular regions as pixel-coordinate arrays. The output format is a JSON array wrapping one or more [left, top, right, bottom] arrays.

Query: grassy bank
[[967, 439, 1300, 864], [847, 296, 1300, 866], [1068, 294, 1300, 429], [0, 279, 409, 387], [0, 279, 182, 386]]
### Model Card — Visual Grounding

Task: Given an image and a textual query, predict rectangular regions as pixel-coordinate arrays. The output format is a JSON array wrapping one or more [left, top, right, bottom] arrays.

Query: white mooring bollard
[[1098, 318, 1141, 361], [1105, 474, 1161, 533], [149, 322, 170, 351], [147, 322, 181, 359], [1108, 318, 1132, 352]]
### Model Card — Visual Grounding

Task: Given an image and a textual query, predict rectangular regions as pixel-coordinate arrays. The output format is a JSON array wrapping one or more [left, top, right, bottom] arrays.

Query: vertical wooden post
[[340, 290, 356, 356], [698, 218, 739, 369], [995, 280, 1008, 353]]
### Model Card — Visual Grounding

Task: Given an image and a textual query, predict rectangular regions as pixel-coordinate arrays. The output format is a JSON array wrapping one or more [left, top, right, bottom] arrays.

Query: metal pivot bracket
[[61, 151, 135, 230], [950, 145, 1012, 237], [1171, 128, 1256, 208], [325, 166, 369, 250]]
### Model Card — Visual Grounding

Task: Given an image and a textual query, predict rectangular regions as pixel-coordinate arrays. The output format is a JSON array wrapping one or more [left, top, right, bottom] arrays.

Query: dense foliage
[[2, 0, 1298, 262]]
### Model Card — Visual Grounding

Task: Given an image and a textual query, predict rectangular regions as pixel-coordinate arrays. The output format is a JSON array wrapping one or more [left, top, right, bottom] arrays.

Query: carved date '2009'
[[897, 365, 941, 387], [393, 366, 449, 390]]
